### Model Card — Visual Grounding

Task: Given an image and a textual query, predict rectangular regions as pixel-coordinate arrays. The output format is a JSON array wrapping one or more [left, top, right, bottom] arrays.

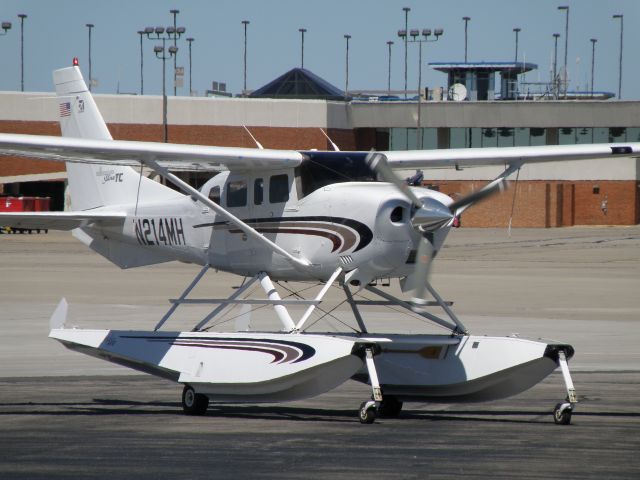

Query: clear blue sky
[[0, 0, 638, 98]]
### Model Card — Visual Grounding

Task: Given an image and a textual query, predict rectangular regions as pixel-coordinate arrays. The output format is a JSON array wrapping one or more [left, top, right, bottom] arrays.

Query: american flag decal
[[59, 102, 71, 117]]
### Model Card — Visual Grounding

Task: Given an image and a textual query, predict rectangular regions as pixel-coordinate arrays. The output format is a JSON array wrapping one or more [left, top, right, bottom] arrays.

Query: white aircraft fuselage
[[90, 157, 452, 283]]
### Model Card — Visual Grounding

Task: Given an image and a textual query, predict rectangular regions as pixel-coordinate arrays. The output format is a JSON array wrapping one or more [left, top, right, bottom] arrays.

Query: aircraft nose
[[411, 197, 454, 232]]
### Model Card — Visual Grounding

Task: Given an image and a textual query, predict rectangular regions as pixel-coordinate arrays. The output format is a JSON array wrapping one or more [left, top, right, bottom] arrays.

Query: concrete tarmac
[[1, 227, 639, 478], [0, 373, 639, 479]]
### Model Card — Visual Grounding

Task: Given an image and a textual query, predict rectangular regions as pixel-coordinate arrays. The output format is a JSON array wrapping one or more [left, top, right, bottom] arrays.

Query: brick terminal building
[[0, 66, 638, 227]]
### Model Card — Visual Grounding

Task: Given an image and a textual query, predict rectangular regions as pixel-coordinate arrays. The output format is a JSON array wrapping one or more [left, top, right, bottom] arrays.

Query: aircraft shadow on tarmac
[[0, 399, 638, 424]]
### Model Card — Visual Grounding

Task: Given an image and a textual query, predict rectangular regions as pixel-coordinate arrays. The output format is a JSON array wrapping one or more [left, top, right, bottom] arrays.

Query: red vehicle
[[0, 196, 50, 233]]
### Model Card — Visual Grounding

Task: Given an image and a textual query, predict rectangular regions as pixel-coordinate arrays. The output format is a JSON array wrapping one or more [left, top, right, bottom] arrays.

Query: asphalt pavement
[[1, 227, 639, 478]]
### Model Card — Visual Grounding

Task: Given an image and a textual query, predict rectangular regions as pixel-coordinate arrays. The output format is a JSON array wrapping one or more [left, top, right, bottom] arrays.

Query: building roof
[[250, 68, 347, 101], [430, 61, 537, 74]]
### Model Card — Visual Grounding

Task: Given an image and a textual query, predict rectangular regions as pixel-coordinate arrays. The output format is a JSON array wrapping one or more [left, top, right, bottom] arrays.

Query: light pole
[[462, 16, 470, 62], [18, 14, 26, 91], [612, 14, 623, 99], [397, 28, 443, 149], [145, 25, 183, 142], [344, 34, 351, 96], [186, 37, 194, 96], [387, 40, 393, 93], [242, 20, 249, 93], [0, 20, 12, 37], [552, 33, 560, 99], [138, 30, 145, 95], [513, 27, 521, 63], [170, 9, 179, 96], [86, 23, 94, 91], [557, 6, 569, 98], [402, 7, 410, 98], [299, 28, 307, 68], [590, 38, 597, 98]]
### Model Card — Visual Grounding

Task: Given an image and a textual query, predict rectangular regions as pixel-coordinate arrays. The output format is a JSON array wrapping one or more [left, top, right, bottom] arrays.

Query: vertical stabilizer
[[54, 67, 112, 141], [54, 65, 181, 211]]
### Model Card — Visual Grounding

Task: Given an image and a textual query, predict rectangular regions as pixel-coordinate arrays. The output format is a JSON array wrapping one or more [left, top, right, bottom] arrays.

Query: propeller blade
[[408, 233, 435, 308], [448, 177, 507, 214], [366, 151, 423, 209]]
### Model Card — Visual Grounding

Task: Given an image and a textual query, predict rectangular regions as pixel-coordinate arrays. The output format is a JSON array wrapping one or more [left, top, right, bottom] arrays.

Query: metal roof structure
[[429, 61, 538, 74], [250, 68, 347, 101]]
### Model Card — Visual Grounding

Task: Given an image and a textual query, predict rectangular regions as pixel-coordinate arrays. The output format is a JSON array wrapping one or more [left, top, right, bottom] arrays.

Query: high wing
[[382, 143, 640, 169], [0, 133, 304, 172], [0, 211, 126, 230]]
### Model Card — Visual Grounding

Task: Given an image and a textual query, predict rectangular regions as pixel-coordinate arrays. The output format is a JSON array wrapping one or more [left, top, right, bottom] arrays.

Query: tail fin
[[54, 66, 180, 211]]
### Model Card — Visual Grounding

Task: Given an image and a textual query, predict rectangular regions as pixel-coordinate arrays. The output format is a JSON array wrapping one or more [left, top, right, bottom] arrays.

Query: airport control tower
[[429, 61, 536, 101]]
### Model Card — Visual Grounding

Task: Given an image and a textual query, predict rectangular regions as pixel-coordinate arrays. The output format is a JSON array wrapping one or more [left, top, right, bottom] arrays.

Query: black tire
[[553, 403, 572, 425], [359, 402, 376, 424], [378, 396, 403, 418], [182, 385, 209, 416]]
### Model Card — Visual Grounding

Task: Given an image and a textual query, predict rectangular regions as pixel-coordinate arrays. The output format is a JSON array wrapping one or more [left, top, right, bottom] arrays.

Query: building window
[[406, 128, 417, 149], [421, 128, 438, 149], [530, 128, 546, 146], [514, 128, 529, 146], [497, 128, 515, 147], [482, 128, 498, 147], [559, 127, 575, 145], [450, 128, 467, 148], [609, 127, 627, 142], [389, 128, 407, 150], [592, 128, 608, 143], [576, 128, 593, 144], [626, 128, 640, 142]]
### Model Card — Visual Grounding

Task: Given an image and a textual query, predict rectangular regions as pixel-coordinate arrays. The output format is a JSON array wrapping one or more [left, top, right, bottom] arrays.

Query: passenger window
[[226, 180, 247, 207], [254, 178, 264, 205], [269, 174, 289, 203], [208, 186, 220, 205]]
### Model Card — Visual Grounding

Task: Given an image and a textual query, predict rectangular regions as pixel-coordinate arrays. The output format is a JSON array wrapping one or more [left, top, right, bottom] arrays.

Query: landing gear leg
[[359, 347, 382, 424], [553, 350, 577, 425]]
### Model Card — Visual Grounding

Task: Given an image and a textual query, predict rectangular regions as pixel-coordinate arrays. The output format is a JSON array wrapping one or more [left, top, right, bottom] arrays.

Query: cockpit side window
[[269, 174, 290, 203], [208, 186, 221, 205], [295, 152, 376, 198]]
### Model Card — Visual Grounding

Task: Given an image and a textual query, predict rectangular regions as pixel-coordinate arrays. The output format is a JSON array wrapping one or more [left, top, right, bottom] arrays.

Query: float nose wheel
[[553, 402, 573, 425], [359, 401, 377, 424]]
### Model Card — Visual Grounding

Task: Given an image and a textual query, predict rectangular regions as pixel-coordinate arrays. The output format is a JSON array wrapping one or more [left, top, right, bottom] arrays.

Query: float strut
[[558, 350, 578, 404]]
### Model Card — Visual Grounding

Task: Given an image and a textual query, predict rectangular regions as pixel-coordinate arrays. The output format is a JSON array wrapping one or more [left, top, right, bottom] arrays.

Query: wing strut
[[141, 156, 311, 271]]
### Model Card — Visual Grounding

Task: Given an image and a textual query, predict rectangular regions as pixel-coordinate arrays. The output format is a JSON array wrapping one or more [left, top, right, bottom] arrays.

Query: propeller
[[367, 151, 455, 232], [366, 151, 512, 310]]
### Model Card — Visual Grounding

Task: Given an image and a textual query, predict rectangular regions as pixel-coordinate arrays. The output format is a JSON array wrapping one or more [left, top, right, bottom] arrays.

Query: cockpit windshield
[[296, 151, 377, 198]]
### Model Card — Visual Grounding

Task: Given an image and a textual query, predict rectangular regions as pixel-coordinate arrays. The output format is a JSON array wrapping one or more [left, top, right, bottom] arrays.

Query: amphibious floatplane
[[2, 62, 631, 423]]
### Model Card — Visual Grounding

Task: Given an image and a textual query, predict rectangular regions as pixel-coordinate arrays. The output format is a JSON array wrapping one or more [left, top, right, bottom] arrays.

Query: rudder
[[54, 65, 180, 211]]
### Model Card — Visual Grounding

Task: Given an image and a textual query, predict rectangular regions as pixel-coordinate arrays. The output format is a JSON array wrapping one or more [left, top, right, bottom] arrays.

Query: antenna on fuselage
[[242, 125, 264, 149], [319, 128, 340, 151]]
